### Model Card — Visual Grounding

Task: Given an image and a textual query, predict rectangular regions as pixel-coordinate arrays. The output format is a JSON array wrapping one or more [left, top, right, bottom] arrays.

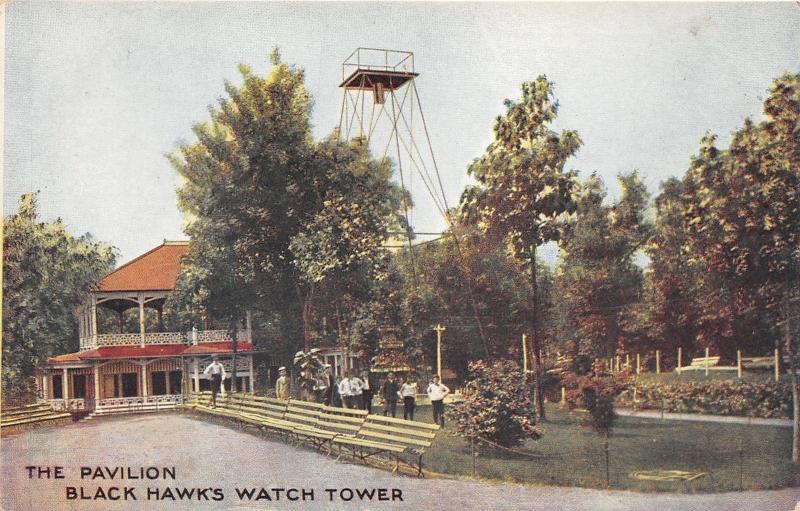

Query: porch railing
[[80, 329, 251, 350]]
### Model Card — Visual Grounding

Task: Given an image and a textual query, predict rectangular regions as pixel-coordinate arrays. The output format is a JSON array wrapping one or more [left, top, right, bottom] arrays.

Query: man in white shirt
[[349, 373, 364, 410], [399, 375, 418, 420], [203, 355, 227, 407], [338, 372, 354, 409], [426, 375, 450, 426]]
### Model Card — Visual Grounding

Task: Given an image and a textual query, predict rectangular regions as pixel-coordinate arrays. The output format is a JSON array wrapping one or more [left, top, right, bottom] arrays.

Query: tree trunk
[[604, 432, 610, 488], [297, 285, 314, 353], [529, 244, 546, 420]]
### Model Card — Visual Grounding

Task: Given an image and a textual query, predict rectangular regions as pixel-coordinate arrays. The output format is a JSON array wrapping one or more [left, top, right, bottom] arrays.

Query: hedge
[[616, 379, 793, 419]]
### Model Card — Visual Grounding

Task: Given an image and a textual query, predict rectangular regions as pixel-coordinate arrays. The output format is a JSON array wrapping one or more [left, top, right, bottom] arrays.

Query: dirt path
[[1, 414, 798, 511]]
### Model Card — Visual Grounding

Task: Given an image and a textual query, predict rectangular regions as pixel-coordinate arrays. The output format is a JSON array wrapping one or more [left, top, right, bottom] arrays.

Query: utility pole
[[522, 333, 528, 374], [434, 324, 446, 379]]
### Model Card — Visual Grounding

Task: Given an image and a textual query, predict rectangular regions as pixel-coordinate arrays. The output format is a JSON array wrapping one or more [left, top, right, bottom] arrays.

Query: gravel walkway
[[1, 413, 798, 511]]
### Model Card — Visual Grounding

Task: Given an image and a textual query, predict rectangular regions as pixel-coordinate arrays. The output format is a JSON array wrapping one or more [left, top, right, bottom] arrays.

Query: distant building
[[40, 241, 255, 412]]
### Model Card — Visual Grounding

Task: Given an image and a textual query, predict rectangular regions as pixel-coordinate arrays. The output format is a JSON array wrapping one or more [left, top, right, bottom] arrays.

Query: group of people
[[276, 365, 375, 412], [203, 358, 451, 428], [379, 372, 450, 426]]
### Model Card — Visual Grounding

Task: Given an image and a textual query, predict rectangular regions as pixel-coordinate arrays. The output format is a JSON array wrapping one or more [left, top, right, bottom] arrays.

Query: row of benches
[[1, 403, 72, 435], [183, 392, 440, 477]]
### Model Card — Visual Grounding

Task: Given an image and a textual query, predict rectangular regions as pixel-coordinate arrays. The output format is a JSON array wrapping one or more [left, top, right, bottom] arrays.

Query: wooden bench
[[1, 403, 72, 435], [677, 356, 721, 373], [333, 414, 440, 477], [182, 393, 441, 476]]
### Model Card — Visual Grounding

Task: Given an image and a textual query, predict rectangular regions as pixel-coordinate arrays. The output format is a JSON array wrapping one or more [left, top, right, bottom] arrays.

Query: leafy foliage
[[167, 53, 403, 363], [447, 359, 542, 447], [3, 193, 116, 403], [552, 173, 651, 359]]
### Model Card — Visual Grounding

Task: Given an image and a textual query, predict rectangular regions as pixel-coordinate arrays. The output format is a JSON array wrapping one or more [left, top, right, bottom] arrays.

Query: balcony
[[80, 329, 251, 350]]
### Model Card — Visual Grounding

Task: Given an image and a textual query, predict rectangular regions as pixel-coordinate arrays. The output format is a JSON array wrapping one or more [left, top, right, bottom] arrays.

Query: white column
[[91, 297, 98, 344], [42, 372, 49, 400], [138, 293, 146, 347], [62, 370, 69, 400], [193, 359, 200, 393], [141, 362, 148, 397], [94, 363, 101, 404]]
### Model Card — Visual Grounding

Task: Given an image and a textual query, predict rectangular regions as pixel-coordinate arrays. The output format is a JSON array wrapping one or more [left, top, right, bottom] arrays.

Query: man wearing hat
[[276, 366, 290, 400], [203, 355, 226, 407]]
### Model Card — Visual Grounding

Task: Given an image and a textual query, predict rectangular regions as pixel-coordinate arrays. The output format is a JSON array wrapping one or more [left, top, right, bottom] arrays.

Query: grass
[[417, 404, 799, 492]]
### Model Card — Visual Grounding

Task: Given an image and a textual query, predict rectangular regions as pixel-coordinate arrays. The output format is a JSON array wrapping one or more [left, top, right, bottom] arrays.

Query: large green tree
[[679, 72, 799, 459], [3, 193, 116, 403], [554, 172, 651, 360], [461, 76, 581, 418], [168, 53, 403, 382]]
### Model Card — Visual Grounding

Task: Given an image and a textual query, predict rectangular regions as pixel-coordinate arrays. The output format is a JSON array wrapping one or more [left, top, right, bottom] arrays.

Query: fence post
[[636, 354, 640, 375], [737, 350, 743, 379], [561, 386, 566, 405], [705, 347, 710, 376], [677, 347, 682, 374], [775, 348, 780, 382], [656, 350, 661, 374], [471, 436, 476, 477], [626, 353, 630, 371], [616, 356, 621, 373]]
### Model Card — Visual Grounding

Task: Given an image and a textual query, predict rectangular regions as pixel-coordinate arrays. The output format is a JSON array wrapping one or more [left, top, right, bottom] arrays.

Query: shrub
[[616, 379, 792, 418], [447, 359, 542, 447]]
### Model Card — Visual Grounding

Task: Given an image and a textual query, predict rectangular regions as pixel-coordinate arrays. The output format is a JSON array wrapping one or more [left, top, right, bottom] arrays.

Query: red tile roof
[[96, 241, 189, 292], [48, 341, 254, 364]]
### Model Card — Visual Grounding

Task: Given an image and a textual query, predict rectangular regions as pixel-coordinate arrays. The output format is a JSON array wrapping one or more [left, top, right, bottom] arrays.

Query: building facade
[[40, 241, 255, 412]]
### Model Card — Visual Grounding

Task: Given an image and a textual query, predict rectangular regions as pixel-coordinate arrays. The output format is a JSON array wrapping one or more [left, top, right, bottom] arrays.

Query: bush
[[616, 379, 792, 418], [447, 359, 542, 447]]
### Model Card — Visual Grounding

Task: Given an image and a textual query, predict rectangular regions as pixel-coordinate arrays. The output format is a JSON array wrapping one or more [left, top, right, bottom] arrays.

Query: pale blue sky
[[5, 2, 799, 264]]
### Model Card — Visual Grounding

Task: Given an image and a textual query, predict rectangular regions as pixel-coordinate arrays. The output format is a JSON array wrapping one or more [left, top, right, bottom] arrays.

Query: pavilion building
[[40, 241, 255, 412]]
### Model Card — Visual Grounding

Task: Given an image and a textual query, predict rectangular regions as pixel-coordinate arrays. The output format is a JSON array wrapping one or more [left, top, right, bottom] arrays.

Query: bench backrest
[[689, 356, 720, 366], [285, 399, 325, 429], [357, 414, 440, 451], [316, 405, 368, 436], [231, 394, 287, 421]]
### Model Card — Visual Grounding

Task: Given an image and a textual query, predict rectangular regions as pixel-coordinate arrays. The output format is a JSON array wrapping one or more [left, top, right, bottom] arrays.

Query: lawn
[[417, 404, 799, 492]]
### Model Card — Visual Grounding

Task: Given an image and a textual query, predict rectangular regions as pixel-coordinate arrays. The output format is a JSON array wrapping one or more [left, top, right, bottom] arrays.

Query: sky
[[5, 2, 800, 265]]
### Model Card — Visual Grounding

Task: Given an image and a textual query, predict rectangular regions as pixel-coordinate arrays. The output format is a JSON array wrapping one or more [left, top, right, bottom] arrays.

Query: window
[[52, 375, 63, 399], [73, 374, 87, 399], [151, 372, 167, 395]]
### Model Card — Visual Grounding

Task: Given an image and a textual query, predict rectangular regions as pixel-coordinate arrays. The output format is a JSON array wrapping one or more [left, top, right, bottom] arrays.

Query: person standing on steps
[[427, 375, 450, 426], [203, 355, 226, 408]]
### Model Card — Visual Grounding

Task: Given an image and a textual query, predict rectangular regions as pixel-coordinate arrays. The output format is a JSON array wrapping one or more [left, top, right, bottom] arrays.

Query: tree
[[679, 72, 799, 460], [3, 193, 116, 403], [642, 177, 702, 359], [554, 172, 651, 360], [168, 52, 403, 381], [462, 76, 581, 418]]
